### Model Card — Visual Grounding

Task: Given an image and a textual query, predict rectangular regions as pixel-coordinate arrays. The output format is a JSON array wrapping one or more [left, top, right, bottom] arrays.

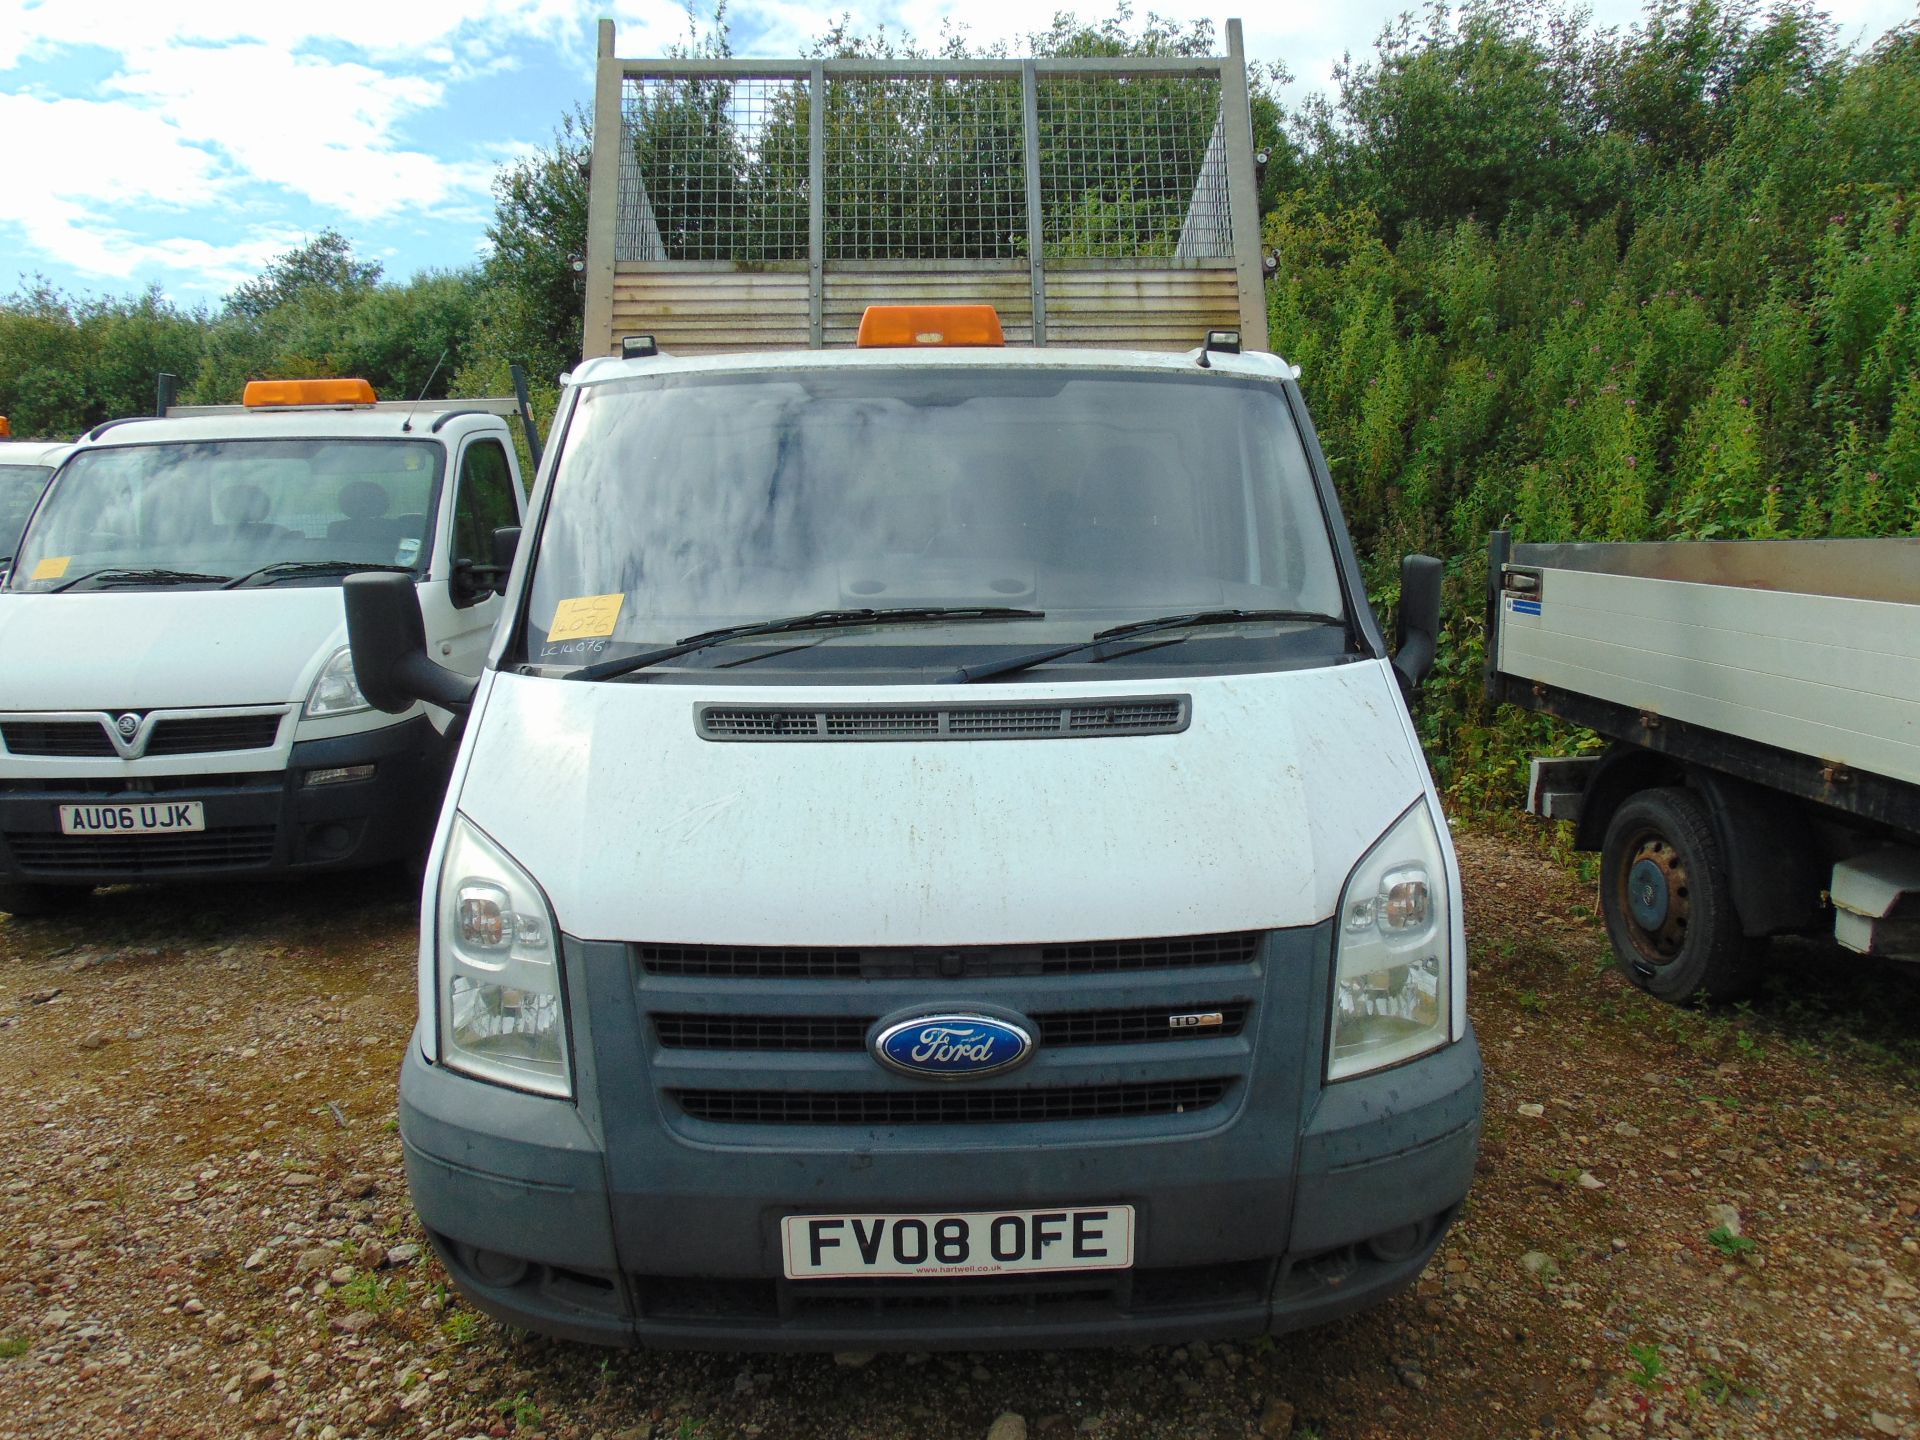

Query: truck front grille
[[1, 721, 114, 757], [637, 931, 1260, 980], [654, 1002, 1250, 1052], [634, 1259, 1274, 1325], [146, 714, 282, 755], [697, 697, 1189, 743], [0, 713, 282, 758], [670, 1078, 1232, 1126], [5, 826, 277, 874]]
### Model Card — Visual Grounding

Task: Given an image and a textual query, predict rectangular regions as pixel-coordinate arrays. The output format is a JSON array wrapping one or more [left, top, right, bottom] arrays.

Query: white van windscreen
[[8, 440, 444, 592], [528, 369, 1348, 676]]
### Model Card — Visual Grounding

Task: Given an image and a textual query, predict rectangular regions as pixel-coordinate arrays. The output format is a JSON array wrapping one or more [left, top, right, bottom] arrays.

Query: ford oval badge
[[872, 1012, 1034, 1081]]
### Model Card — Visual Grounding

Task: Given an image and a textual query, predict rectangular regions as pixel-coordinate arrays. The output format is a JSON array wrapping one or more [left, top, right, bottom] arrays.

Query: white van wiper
[[564, 606, 1046, 682], [48, 567, 230, 593], [943, 608, 1346, 683], [223, 560, 415, 589]]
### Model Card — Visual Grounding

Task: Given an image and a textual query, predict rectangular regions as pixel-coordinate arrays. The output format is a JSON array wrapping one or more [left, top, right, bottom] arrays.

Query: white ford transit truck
[[339, 27, 1482, 1349], [0, 380, 524, 916]]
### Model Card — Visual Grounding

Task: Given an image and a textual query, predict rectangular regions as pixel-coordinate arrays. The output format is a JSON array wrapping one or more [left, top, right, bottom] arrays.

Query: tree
[[0, 281, 206, 436], [189, 233, 473, 403], [225, 229, 382, 321]]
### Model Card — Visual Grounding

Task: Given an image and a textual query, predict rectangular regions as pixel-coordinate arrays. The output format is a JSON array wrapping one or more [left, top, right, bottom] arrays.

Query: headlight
[[305, 646, 371, 718], [1329, 800, 1451, 1081], [436, 815, 570, 1097]]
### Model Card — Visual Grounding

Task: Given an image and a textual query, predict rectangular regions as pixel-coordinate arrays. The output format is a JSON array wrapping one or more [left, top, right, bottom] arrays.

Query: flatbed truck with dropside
[[1487, 530, 1920, 1001]]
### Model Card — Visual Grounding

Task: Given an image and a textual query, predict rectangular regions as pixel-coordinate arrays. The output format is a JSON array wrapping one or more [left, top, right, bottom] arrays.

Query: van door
[[418, 434, 523, 679]]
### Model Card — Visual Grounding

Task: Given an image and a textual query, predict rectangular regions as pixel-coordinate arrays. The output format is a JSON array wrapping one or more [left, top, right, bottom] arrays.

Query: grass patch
[[338, 1273, 407, 1313], [0, 1336, 29, 1360], [1706, 1225, 1758, 1259], [1698, 1362, 1763, 1405], [492, 1393, 543, 1432], [1626, 1341, 1666, 1391]]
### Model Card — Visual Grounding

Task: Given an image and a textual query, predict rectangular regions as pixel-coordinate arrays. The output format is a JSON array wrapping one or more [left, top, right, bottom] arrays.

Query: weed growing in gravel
[[1517, 989, 1547, 1014], [1626, 1342, 1666, 1390], [0, 1336, 29, 1360], [339, 1273, 407, 1313], [1697, 1362, 1762, 1405], [492, 1394, 543, 1431], [1706, 1225, 1758, 1259], [675, 1419, 709, 1439], [440, 1311, 481, 1346]]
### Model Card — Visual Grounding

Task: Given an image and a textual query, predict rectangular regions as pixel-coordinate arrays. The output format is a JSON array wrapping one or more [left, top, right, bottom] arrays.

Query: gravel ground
[[1, 830, 1917, 1440]]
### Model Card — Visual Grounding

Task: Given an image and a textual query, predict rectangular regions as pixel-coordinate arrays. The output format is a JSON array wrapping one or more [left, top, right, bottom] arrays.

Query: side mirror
[[450, 525, 522, 607], [491, 525, 521, 578], [1392, 553, 1443, 699], [345, 573, 479, 714]]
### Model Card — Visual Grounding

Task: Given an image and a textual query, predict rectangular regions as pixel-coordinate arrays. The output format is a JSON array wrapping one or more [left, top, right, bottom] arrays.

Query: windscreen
[[528, 367, 1346, 675], [8, 439, 443, 591], [0, 464, 53, 564]]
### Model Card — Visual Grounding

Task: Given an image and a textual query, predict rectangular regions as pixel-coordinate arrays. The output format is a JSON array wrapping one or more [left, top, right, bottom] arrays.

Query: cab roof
[[66, 405, 512, 451], [567, 343, 1300, 391], [0, 441, 75, 467]]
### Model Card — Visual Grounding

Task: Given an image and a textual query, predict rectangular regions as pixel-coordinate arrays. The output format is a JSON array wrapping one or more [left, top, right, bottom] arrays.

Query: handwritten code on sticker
[[31, 556, 71, 581], [547, 594, 625, 642]]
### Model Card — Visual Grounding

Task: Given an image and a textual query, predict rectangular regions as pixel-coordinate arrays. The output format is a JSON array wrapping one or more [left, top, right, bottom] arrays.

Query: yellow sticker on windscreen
[[30, 556, 70, 581], [547, 594, 625, 642]]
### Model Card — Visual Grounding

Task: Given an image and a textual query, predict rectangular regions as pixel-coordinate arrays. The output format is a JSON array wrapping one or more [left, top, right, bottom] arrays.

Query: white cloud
[[0, 90, 263, 282], [0, 0, 569, 289], [105, 43, 493, 221], [0, 0, 587, 73]]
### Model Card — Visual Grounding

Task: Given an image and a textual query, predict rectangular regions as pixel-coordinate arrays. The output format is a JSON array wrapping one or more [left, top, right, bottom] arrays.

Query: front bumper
[[400, 1017, 1482, 1350], [0, 715, 451, 885]]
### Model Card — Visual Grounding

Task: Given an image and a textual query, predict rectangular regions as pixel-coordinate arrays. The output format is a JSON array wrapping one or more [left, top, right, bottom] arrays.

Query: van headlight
[[305, 646, 371, 718], [1329, 800, 1451, 1081], [436, 815, 570, 1097]]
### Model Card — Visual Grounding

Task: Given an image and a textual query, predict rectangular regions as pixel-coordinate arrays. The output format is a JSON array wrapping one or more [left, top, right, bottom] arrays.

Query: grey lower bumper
[[399, 1027, 1481, 1350], [0, 715, 450, 884]]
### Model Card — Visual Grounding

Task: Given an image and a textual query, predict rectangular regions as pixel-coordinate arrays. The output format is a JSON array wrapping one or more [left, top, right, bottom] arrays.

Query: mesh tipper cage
[[586, 22, 1267, 356]]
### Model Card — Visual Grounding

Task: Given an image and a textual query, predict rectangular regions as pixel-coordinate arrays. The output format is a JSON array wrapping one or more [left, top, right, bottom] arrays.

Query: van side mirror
[[450, 526, 522, 607], [345, 572, 479, 714], [491, 525, 521, 578], [1392, 553, 1443, 699]]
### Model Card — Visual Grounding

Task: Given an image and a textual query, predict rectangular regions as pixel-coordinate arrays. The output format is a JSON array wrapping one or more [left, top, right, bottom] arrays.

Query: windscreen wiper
[[48, 567, 231, 593], [563, 606, 1046, 682], [942, 608, 1346, 684], [223, 560, 415, 589]]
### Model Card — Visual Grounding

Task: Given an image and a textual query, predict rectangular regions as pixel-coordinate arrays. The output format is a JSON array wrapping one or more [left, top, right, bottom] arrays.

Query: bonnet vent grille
[[698, 697, 1189, 742]]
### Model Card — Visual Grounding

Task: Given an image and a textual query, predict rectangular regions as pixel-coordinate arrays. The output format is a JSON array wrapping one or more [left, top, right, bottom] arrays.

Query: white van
[[345, 317, 1483, 1349], [0, 380, 525, 917], [0, 439, 72, 584]]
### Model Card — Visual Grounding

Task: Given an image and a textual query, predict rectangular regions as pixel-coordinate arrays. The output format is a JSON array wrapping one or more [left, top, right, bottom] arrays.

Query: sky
[[0, 0, 1911, 309]]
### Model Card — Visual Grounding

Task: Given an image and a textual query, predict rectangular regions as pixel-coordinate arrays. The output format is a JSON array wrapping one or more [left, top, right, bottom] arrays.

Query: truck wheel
[[0, 882, 91, 919], [1600, 787, 1756, 1004]]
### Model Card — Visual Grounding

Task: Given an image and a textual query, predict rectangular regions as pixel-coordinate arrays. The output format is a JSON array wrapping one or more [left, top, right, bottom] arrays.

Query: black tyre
[[0, 882, 91, 919], [1599, 786, 1757, 1004]]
